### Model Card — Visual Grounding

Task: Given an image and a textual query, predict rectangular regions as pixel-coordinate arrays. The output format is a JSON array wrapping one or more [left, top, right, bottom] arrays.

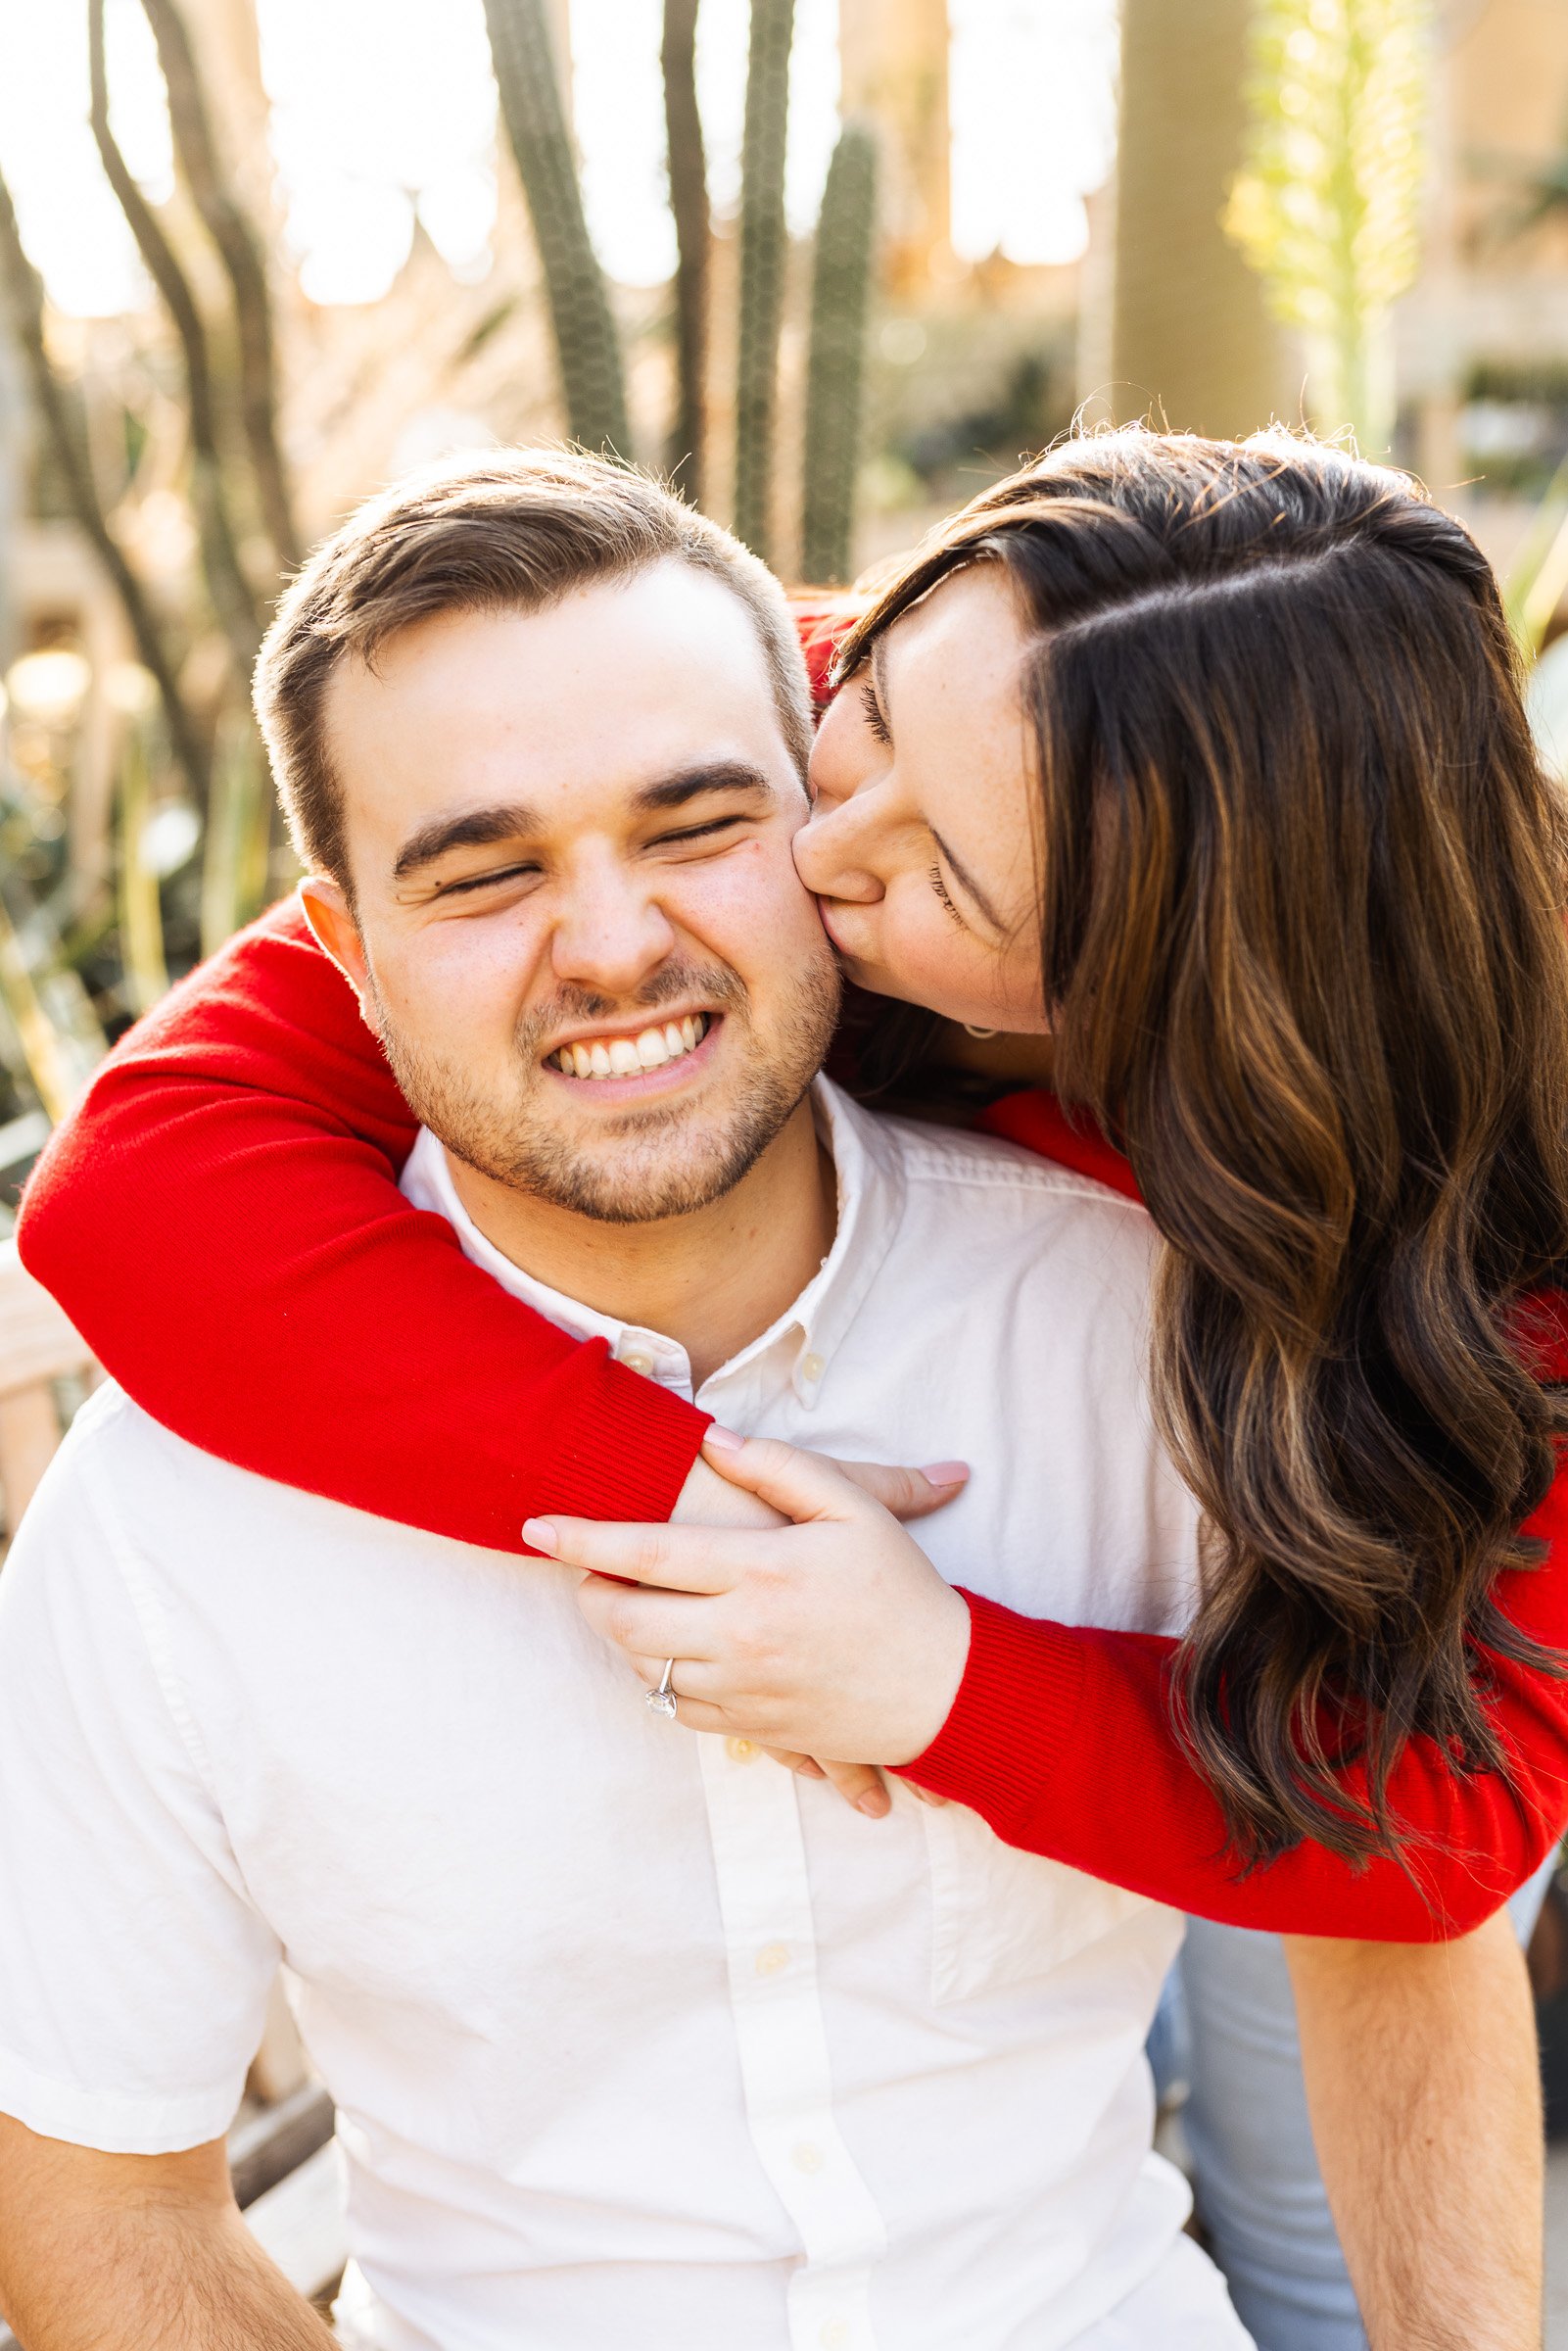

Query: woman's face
[[794, 564, 1050, 1034]]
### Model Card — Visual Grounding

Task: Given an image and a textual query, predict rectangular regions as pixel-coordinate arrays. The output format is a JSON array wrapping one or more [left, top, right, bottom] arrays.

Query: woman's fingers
[[701, 1426, 969, 1525], [524, 1514, 742, 1592], [619, 1655, 745, 1732], [662, 1693, 733, 1736], [768, 1751, 894, 1818], [762, 1747, 826, 1778], [818, 1757, 892, 1816], [701, 1427, 966, 1525], [623, 1664, 933, 1821], [832, 1458, 971, 1521], [576, 1573, 719, 1659], [698, 1428, 864, 1520], [547, 1438, 967, 1567]]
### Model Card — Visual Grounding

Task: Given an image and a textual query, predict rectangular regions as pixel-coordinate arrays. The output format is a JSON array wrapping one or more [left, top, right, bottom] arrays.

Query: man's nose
[[548, 871, 679, 997]]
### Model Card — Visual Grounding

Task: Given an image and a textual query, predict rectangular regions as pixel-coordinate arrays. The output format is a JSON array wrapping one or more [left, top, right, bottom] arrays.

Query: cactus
[[117, 720, 170, 1018], [802, 124, 879, 585], [662, 0, 709, 503], [483, 0, 631, 456], [1224, 0, 1433, 451], [733, 0, 795, 559]]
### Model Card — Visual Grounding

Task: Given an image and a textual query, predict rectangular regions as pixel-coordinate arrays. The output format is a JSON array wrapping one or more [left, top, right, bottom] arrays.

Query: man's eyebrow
[[391, 767, 775, 883], [393, 802, 544, 884], [929, 824, 1007, 932], [633, 761, 778, 814]]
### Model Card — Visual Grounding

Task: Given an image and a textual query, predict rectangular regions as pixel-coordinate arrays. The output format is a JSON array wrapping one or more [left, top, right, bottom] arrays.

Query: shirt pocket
[[921, 1794, 1154, 2004]]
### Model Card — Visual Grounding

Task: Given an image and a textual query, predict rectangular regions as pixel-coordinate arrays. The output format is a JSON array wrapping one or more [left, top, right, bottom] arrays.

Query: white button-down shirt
[[0, 1081, 1249, 2350]]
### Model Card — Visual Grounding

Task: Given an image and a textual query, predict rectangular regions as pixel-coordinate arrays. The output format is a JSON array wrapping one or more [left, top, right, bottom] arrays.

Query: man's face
[[310, 561, 840, 1223]]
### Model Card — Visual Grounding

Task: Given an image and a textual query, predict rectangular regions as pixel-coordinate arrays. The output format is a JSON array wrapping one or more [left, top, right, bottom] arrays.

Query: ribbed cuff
[[521, 1342, 710, 1540], [893, 1590, 1089, 1838]]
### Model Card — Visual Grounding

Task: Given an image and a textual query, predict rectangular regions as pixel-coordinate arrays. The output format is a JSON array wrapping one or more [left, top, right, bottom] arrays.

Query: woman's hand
[[660, 1441, 963, 1814], [523, 1432, 972, 1799]]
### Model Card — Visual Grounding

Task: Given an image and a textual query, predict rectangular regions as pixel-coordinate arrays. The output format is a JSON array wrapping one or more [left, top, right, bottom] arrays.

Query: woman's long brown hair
[[840, 430, 1568, 1869]]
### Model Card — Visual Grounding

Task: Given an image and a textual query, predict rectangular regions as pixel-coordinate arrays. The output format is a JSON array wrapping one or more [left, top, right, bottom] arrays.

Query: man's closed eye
[[651, 815, 750, 850], [438, 861, 544, 897]]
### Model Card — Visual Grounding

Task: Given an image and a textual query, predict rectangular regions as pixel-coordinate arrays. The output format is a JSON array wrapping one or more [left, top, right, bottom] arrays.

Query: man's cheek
[[402, 923, 546, 1028], [674, 839, 815, 938]]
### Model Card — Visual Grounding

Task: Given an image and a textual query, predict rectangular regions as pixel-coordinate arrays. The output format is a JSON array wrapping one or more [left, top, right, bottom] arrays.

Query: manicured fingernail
[[522, 1518, 559, 1555], [703, 1423, 745, 1453], [921, 1461, 971, 1487], [857, 1790, 890, 1818]]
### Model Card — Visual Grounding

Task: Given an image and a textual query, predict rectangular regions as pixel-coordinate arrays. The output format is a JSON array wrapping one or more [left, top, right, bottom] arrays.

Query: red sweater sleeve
[[893, 1087, 1568, 1939], [16, 894, 709, 1549]]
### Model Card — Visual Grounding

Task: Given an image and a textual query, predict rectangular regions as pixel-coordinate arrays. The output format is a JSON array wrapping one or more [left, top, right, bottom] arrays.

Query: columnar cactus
[[662, 0, 709, 502], [483, 0, 631, 456], [733, 0, 795, 559], [802, 123, 879, 585], [1224, 0, 1433, 451]]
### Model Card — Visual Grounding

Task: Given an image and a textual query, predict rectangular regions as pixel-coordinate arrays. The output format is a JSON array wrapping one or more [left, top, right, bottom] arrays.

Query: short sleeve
[[0, 1410, 281, 2152]]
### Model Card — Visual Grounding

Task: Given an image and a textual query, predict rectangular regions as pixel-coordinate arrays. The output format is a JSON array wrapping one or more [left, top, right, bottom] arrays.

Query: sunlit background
[[1, 0, 1568, 1224], [0, 0, 1117, 315]]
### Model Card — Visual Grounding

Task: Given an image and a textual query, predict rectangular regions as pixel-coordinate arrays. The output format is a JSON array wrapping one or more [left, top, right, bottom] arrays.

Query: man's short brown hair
[[254, 448, 814, 888]]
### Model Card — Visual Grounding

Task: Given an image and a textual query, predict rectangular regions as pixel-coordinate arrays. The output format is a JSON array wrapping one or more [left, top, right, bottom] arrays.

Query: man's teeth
[[550, 1014, 709, 1078]]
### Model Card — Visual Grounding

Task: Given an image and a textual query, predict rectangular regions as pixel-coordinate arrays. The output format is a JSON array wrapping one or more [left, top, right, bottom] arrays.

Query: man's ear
[[300, 877, 374, 1015]]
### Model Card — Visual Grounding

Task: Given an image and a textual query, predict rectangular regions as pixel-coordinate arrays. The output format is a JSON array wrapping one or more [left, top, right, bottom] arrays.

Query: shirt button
[[791, 2140, 825, 2175], [755, 1942, 789, 1976], [800, 1351, 826, 1383], [620, 1349, 655, 1377], [726, 1736, 757, 1763], [820, 2324, 850, 2349]]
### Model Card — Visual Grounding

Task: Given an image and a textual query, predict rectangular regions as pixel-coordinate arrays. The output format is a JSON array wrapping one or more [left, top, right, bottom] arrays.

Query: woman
[[555, 424, 1568, 1876], [531, 428, 1568, 2348], [17, 430, 1568, 2344]]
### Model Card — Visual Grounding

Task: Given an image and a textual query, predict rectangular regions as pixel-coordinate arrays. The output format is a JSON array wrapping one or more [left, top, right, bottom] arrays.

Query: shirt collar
[[401, 1076, 905, 1406]]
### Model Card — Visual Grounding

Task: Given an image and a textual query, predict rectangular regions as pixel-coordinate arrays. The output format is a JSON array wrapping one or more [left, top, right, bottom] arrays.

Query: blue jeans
[[1145, 1853, 1557, 2351]]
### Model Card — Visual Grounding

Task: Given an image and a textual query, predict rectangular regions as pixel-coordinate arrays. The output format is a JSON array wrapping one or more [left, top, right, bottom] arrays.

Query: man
[[0, 455, 1536, 2351]]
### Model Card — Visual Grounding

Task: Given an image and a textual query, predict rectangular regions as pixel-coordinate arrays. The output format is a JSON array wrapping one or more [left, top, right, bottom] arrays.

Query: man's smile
[[541, 1010, 724, 1099]]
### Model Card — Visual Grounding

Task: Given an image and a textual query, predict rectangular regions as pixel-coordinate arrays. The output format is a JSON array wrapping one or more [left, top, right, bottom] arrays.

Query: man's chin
[[500, 1155, 749, 1225], [437, 1091, 780, 1223]]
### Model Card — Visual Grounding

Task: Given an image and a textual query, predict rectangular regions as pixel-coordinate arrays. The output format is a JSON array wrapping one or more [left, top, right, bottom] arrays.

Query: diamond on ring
[[646, 1658, 679, 1719]]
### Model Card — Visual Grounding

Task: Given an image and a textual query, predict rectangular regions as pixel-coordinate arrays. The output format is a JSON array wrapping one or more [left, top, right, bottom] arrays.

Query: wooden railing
[[0, 1240, 93, 1529]]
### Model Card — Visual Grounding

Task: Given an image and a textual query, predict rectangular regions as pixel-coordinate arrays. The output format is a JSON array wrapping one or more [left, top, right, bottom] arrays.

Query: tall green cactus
[[662, 0, 709, 503], [483, 0, 631, 456], [733, 0, 795, 559], [1224, 0, 1432, 451], [802, 124, 879, 586]]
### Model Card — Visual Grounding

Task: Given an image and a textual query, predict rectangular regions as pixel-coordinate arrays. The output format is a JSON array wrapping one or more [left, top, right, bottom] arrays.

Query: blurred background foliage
[[3, 0, 1568, 1221]]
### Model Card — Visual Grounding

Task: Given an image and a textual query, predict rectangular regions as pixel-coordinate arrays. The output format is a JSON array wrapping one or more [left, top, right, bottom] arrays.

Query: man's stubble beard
[[369, 951, 842, 1224]]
